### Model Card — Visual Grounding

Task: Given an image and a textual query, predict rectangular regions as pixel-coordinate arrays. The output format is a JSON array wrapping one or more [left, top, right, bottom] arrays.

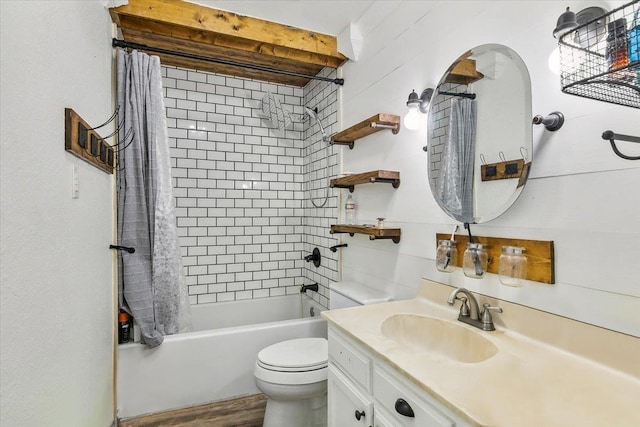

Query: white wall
[[337, 1, 640, 336], [0, 2, 115, 426]]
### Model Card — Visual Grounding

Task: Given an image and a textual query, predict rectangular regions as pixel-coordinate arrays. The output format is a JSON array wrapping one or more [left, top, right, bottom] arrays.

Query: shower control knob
[[354, 409, 366, 421]]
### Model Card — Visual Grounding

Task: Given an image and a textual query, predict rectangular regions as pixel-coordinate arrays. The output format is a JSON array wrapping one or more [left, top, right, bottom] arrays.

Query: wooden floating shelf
[[331, 225, 401, 244], [330, 170, 400, 192], [436, 233, 555, 284], [444, 58, 484, 85], [330, 113, 400, 149]]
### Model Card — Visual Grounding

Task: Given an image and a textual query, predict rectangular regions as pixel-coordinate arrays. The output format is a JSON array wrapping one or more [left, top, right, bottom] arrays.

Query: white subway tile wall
[[302, 67, 340, 309], [162, 66, 338, 307]]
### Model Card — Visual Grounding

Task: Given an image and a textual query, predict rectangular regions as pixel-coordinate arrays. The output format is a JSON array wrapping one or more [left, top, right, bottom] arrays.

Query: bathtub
[[117, 293, 327, 419]]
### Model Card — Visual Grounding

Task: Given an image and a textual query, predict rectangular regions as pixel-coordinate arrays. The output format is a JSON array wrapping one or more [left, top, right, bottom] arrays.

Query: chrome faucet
[[447, 288, 502, 331]]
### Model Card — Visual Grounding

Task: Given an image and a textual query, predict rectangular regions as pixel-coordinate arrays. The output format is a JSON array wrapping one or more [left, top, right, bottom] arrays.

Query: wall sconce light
[[550, 6, 608, 74], [404, 88, 433, 130], [553, 7, 578, 39], [553, 6, 609, 44]]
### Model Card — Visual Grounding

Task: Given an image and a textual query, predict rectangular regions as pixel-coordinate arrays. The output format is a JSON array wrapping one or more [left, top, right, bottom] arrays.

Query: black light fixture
[[553, 7, 578, 38], [553, 5, 608, 46], [404, 88, 433, 130]]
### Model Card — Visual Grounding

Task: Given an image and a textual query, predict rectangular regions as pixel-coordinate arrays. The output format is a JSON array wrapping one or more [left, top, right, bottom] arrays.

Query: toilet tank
[[329, 282, 392, 309]]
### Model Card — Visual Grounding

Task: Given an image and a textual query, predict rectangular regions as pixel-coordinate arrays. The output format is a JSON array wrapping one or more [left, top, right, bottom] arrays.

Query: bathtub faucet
[[329, 243, 348, 252], [304, 247, 321, 267], [301, 283, 319, 294]]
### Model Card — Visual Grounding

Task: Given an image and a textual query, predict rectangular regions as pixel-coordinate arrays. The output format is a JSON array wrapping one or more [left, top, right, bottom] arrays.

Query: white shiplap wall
[[337, 0, 640, 336]]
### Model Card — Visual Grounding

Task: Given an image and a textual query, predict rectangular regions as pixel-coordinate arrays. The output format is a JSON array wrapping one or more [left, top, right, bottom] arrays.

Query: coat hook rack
[[601, 130, 640, 160], [65, 108, 117, 174]]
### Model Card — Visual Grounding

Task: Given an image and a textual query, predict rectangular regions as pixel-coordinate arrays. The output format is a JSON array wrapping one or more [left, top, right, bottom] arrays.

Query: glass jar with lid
[[436, 240, 457, 272], [499, 246, 527, 287], [463, 243, 488, 278]]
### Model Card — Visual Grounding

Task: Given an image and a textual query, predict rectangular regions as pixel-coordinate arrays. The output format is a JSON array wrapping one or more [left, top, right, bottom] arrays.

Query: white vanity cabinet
[[328, 327, 472, 427]]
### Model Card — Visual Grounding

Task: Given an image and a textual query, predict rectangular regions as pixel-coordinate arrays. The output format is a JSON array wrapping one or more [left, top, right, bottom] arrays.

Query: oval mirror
[[427, 44, 532, 223]]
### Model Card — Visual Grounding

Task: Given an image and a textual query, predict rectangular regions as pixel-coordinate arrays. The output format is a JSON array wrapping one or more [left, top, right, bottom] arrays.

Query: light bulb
[[548, 47, 561, 76], [403, 107, 423, 130]]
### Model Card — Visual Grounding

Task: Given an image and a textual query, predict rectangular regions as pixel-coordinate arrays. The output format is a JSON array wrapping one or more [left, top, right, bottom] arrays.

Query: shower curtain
[[116, 49, 191, 347], [437, 97, 477, 223]]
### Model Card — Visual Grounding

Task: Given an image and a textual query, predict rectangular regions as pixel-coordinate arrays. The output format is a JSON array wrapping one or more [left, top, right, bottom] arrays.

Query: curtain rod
[[112, 39, 345, 86]]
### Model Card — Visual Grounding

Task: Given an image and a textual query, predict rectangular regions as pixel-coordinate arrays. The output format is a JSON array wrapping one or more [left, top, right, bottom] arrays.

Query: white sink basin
[[381, 314, 498, 363]]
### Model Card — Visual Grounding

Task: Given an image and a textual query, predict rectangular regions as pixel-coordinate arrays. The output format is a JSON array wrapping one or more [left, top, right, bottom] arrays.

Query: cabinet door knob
[[355, 409, 366, 421], [395, 398, 415, 417]]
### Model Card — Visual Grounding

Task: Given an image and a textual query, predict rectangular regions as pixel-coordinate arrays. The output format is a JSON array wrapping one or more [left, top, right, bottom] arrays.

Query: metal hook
[[112, 128, 134, 149], [88, 107, 119, 131], [480, 153, 487, 165], [499, 151, 506, 162], [110, 244, 135, 253], [99, 117, 126, 141], [520, 147, 529, 162]]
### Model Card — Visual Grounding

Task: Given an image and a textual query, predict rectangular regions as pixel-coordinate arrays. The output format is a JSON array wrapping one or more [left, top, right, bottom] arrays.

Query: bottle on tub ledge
[[118, 310, 133, 344], [345, 194, 356, 225]]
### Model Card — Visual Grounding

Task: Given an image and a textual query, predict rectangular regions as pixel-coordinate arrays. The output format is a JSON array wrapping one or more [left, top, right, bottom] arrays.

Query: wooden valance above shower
[[109, 0, 348, 87]]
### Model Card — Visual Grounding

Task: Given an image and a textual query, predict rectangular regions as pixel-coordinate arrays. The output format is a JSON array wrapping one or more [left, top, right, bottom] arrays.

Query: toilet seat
[[257, 338, 327, 372], [255, 338, 328, 385]]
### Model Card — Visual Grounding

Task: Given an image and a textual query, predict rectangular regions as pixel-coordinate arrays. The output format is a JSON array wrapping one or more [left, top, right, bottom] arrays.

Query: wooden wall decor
[[480, 159, 525, 181], [64, 108, 115, 174], [436, 233, 555, 284]]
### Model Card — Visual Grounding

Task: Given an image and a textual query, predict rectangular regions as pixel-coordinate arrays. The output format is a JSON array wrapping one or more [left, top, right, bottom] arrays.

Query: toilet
[[254, 282, 392, 427]]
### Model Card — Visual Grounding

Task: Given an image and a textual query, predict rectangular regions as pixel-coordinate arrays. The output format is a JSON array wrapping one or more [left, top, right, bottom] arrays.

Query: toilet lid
[[257, 338, 328, 371]]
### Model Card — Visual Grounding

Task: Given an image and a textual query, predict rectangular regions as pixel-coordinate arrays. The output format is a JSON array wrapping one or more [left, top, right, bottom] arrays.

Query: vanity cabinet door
[[373, 364, 455, 427], [373, 406, 396, 427], [328, 364, 374, 427]]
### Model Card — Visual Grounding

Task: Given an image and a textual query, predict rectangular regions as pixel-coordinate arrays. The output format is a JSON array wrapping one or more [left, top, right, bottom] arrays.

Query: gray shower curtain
[[437, 97, 477, 223], [116, 49, 191, 348]]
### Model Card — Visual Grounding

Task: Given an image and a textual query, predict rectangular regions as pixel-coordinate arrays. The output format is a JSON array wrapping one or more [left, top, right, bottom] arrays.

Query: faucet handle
[[481, 303, 502, 330], [457, 296, 470, 317]]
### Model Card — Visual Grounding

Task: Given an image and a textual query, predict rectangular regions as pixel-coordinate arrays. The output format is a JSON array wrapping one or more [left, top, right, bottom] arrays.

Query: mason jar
[[463, 243, 488, 278], [499, 246, 527, 287], [436, 240, 457, 273]]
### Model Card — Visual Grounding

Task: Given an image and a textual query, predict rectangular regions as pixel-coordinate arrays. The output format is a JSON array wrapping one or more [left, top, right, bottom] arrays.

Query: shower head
[[304, 106, 319, 121], [304, 106, 330, 143]]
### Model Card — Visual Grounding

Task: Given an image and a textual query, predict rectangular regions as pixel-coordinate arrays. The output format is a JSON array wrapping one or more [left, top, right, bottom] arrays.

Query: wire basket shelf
[[558, 0, 640, 109]]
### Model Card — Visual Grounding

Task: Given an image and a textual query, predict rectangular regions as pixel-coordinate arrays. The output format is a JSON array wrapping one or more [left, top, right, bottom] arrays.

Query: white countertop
[[322, 281, 640, 427]]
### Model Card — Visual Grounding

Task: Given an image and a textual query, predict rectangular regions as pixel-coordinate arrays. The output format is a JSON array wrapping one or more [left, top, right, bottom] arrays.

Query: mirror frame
[[427, 44, 532, 223]]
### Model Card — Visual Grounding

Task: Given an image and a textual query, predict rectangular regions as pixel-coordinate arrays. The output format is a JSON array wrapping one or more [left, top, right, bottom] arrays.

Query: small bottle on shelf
[[345, 194, 356, 225], [118, 311, 131, 344], [606, 18, 629, 71], [629, 9, 640, 85]]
